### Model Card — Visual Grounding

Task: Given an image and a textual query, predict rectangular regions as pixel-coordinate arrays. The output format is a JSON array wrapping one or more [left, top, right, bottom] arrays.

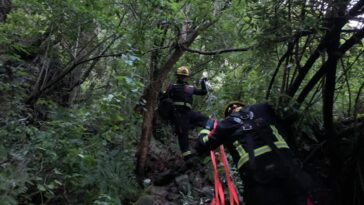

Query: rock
[[175, 174, 191, 194], [152, 196, 171, 205], [190, 172, 203, 188], [154, 169, 176, 186], [200, 186, 214, 198], [168, 186, 178, 193], [148, 186, 168, 198], [134, 195, 154, 205], [166, 192, 180, 201], [143, 178, 152, 187]]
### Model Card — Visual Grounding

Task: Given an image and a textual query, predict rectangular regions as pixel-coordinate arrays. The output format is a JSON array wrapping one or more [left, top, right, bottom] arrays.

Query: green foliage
[[1, 0, 364, 204], [0, 104, 141, 204], [1, 64, 142, 204]]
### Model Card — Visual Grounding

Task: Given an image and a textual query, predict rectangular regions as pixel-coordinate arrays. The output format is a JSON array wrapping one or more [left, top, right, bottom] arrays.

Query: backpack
[[156, 90, 174, 122]]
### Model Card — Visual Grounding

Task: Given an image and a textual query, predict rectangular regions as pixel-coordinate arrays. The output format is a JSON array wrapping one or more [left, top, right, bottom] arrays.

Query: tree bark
[[0, 0, 11, 23], [322, 2, 349, 204], [135, 44, 185, 179], [135, 20, 211, 178]]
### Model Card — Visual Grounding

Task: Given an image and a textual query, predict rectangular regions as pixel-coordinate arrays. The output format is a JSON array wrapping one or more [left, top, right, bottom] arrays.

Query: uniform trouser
[[239, 154, 312, 205], [172, 109, 208, 156]]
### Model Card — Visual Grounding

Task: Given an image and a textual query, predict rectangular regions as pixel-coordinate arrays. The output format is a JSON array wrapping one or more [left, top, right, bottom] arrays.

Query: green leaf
[[37, 184, 46, 192]]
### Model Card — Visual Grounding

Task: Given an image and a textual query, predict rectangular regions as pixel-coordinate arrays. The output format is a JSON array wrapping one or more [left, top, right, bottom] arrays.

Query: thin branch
[[287, 44, 323, 97], [266, 41, 295, 100], [303, 140, 327, 164], [67, 38, 124, 93], [348, 0, 364, 16], [273, 30, 315, 43], [73, 52, 125, 67], [336, 49, 364, 85], [46, 51, 125, 91], [304, 79, 324, 111], [354, 82, 364, 117], [70, 14, 126, 64], [189, 57, 216, 78], [339, 27, 364, 54], [343, 62, 352, 116], [181, 45, 250, 55], [342, 29, 364, 33], [25, 48, 125, 105], [290, 26, 364, 99], [141, 45, 173, 56]]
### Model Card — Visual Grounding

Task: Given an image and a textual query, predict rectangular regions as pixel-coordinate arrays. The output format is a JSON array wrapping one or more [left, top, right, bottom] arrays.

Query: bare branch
[[73, 52, 125, 67], [141, 45, 173, 56], [342, 29, 364, 33], [339, 27, 364, 54], [189, 57, 216, 77], [296, 26, 364, 105], [354, 82, 364, 117], [348, 0, 364, 16], [266, 41, 295, 100], [181, 45, 249, 55]]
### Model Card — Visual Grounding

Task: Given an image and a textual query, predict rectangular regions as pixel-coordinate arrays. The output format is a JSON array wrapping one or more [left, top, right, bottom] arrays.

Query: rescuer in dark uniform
[[196, 101, 313, 205], [166, 66, 208, 161]]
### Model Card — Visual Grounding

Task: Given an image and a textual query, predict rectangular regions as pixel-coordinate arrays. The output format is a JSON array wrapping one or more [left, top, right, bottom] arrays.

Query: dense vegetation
[[0, 0, 363, 204]]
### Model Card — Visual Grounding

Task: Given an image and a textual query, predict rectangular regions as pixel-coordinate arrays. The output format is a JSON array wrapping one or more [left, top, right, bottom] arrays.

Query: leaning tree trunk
[[135, 1, 235, 180], [135, 20, 212, 179], [135, 41, 193, 179]]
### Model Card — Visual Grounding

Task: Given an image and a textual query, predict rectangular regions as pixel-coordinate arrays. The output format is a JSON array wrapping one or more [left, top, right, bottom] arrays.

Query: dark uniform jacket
[[166, 79, 207, 111], [197, 103, 313, 205], [165, 79, 208, 157], [198, 103, 290, 168]]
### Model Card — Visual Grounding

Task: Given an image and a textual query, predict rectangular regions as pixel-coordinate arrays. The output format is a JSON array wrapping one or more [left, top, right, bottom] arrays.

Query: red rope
[[208, 120, 239, 205], [209, 119, 224, 205], [219, 146, 240, 205], [210, 150, 225, 205]]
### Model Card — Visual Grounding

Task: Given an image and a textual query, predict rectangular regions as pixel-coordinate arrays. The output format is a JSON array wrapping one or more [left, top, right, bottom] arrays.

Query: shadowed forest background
[[0, 0, 363, 204]]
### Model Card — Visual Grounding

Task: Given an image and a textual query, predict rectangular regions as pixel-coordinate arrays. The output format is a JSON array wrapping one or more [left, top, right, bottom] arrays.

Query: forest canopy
[[0, 0, 363, 204]]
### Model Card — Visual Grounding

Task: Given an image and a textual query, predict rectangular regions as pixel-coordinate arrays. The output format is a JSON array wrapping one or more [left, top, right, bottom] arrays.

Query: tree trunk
[[0, 0, 11, 23], [322, 38, 341, 191], [135, 46, 185, 179], [135, 1, 232, 180], [135, 19, 205, 178]]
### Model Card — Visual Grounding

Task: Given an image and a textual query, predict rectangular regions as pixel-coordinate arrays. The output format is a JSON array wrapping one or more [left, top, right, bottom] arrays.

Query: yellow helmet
[[176, 66, 190, 76], [224, 101, 245, 117]]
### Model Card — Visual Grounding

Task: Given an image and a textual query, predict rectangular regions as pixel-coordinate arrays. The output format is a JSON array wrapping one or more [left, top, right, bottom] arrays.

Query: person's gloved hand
[[198, 129, 210, 143], [193, 129, 210, 155]]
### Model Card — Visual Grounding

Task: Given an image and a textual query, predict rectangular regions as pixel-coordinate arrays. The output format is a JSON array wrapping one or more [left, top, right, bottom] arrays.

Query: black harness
[[231, 107, 290, 170]]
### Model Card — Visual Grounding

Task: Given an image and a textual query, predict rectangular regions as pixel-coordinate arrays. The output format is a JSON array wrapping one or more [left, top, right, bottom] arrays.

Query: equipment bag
[[157, 97, 174, 121], [157, 91, 174, 122]]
